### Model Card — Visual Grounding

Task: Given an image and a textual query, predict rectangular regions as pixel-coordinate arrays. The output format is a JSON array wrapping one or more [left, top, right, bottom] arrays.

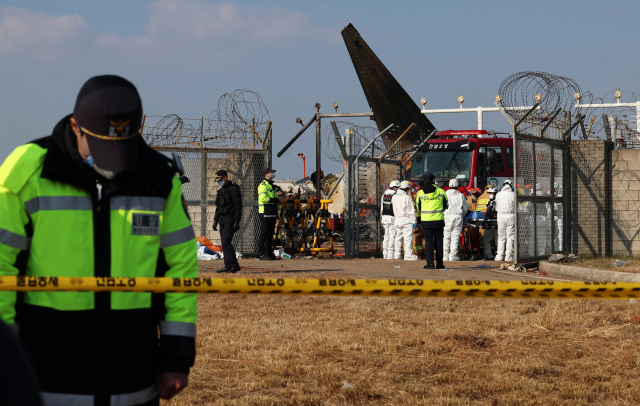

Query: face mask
[[78, 135, 94, 167], [79, 135, 118, 179], [267, 173, 275, 180], [218, 180, 225, 187], [489, 194, 495, 200], [93, 162, 117, 179]]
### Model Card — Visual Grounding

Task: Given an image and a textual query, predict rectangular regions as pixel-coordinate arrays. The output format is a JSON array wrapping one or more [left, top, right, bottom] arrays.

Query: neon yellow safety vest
[[416, 187, 447, 222], [258, 179, 277, 218], [0, 125, 198, 403]]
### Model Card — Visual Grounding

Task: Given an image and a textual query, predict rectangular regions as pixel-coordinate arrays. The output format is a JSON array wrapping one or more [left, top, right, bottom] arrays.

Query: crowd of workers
[[381, 173, 519, 268]]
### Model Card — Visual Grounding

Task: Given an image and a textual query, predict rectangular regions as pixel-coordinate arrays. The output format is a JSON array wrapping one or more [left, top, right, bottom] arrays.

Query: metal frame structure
[[279, 111, 408, 258], [492, 103, 576, 264], [148, 117, 273, 255], [421, 105, 539, 130]]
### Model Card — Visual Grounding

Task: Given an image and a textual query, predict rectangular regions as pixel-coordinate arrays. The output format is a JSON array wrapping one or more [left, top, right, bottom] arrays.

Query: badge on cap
[[109, 119, 131, 137]]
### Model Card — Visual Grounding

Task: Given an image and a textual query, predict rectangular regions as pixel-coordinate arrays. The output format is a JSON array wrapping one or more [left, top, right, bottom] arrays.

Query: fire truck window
[[478, 147, 504, 178], [506, 146, 513, 169]]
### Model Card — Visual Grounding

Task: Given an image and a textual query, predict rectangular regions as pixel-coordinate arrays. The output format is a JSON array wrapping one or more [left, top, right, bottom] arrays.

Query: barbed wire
[[320, 121, 388, 162], [498, 71, 583, 139], [574, 89, 639, 142], [143, 90, 270, 149]]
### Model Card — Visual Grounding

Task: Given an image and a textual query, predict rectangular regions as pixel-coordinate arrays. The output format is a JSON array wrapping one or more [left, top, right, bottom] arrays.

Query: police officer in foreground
[[415, 173, 448, 269], [0, 75, 198, 405], [212, 170, 242, 273], [257, 168, 280, 260]]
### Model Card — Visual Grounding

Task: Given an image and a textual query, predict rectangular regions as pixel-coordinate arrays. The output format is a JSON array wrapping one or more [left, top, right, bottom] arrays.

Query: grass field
[[162, 293, 640, 405], [567, 255, 640, 274]]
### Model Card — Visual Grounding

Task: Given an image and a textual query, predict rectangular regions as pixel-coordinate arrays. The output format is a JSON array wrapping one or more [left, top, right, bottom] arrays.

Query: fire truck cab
[[407, 130, 514, 192]]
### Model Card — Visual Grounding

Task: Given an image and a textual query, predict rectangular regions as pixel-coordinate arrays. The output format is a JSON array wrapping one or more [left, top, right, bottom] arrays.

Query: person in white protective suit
[[443, 179, 469, 261], [534, 182, 549, 254], [392, 181, 419, 260], [495, 181, 516, 261], [381, 180, 400, 259], [553, 183, 563, 251]]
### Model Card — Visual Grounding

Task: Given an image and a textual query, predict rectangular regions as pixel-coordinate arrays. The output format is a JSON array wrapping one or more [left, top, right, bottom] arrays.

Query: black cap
[[262, 168, 276, 175], [73, 75, 143, 172], [214, 170, 227, 181], [423, 173, 435, 183]]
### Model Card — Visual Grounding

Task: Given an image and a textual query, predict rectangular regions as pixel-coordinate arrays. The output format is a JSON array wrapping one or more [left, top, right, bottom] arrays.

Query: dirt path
[[199, 258, 575, 282]]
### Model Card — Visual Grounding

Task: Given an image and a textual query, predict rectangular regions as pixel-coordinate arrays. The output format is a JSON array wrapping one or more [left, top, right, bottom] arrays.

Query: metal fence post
[[200, 117, 207, 237], [315, 113, 322, 198], [563, 112, 571, 253], [376, 159, 380, 255], [266, 121, 273, 169], [513, 120, 518, 265], [344, 129, 352, 258]]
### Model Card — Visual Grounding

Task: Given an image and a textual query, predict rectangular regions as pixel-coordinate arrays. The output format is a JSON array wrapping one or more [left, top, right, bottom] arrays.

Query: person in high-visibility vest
[[415, 173, 448, 269], [257, 168, 280, 260], [0, 75, 198, 404]]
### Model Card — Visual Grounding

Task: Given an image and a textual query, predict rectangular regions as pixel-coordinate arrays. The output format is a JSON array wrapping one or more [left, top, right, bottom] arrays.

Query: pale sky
[[1, 0, 638, 178]]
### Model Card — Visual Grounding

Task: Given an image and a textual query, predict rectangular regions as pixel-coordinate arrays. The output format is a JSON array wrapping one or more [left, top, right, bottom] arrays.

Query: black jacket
[[214, 181, 243, 225]]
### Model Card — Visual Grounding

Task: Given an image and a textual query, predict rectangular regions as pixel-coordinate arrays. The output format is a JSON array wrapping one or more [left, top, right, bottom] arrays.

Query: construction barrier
[[0, 276, 638, 299]]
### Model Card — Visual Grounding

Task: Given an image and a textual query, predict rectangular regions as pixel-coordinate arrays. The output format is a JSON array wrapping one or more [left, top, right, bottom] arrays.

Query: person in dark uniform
[[212, 170, 242, 273], [257, 168, 279, 260]]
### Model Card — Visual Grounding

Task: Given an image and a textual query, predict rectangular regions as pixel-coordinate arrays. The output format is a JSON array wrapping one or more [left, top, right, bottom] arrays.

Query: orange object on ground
[[196, 236, 223, 252]]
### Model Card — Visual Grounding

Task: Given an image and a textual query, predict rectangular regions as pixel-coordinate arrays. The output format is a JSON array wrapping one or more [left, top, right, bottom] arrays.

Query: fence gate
[[513, 109, 571, 263], [154, 148, 268, 254], [145, 116, 273, 256]]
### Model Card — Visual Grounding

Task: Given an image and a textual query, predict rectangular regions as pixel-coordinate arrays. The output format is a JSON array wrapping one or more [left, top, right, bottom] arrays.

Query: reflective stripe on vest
[[41, 384, 157, 406], [24, 195, 92, 215], [477, 198, 489, 212], [417, 188, 446, 222], [258, 180, 277, 217], [160, 320, 196, 337], [0, 227, 29, 250], [111, 196, 166, 212]]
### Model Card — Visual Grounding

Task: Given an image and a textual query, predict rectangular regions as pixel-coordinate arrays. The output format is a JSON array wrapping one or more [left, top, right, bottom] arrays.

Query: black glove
[[270, 197, 280, 204], [212, 221, 218, 231], [233, 222, 240, 232]]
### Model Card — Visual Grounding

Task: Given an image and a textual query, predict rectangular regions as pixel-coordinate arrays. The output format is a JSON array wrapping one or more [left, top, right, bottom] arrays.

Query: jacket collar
[[40, 115, 173, 197]]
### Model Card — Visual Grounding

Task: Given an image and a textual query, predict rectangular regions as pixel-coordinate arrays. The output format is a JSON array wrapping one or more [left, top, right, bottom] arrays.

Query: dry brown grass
[[567, 255, 640, 274], [162, 293, 640, 405]]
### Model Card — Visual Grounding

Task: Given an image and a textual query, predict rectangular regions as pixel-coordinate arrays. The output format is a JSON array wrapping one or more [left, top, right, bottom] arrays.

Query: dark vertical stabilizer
[[341, 23, 436, 144]]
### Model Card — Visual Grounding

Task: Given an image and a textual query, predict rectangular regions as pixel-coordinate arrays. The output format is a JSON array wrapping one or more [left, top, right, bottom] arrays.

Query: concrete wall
[[570, 140, 613, 255], [611, 149, 640, 255]]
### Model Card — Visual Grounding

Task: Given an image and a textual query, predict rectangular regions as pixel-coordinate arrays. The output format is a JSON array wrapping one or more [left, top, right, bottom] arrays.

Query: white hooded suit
[[391, 189, 418, 260], [443, 188, 468, 261], [495, 185, 515, 261], [381, 189, 397, 259]]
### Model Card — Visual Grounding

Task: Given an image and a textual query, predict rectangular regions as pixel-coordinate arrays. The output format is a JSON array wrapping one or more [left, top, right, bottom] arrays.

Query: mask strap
[[79, 133, 94, 167]]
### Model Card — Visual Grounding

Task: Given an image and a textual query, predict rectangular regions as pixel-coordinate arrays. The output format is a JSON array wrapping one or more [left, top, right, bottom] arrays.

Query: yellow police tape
[[0, 276, 638, 299]]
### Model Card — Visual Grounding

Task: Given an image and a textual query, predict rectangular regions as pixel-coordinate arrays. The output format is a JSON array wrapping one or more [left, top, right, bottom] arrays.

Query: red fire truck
[[406, 130, 514, 192]]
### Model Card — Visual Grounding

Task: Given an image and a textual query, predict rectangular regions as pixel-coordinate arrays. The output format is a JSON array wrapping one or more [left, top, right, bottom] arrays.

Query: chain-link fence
[[144, 117, 272, 255], [514, 110, 567, 261], [155, 148, 268, 254], [348, 152, 402, 257]]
